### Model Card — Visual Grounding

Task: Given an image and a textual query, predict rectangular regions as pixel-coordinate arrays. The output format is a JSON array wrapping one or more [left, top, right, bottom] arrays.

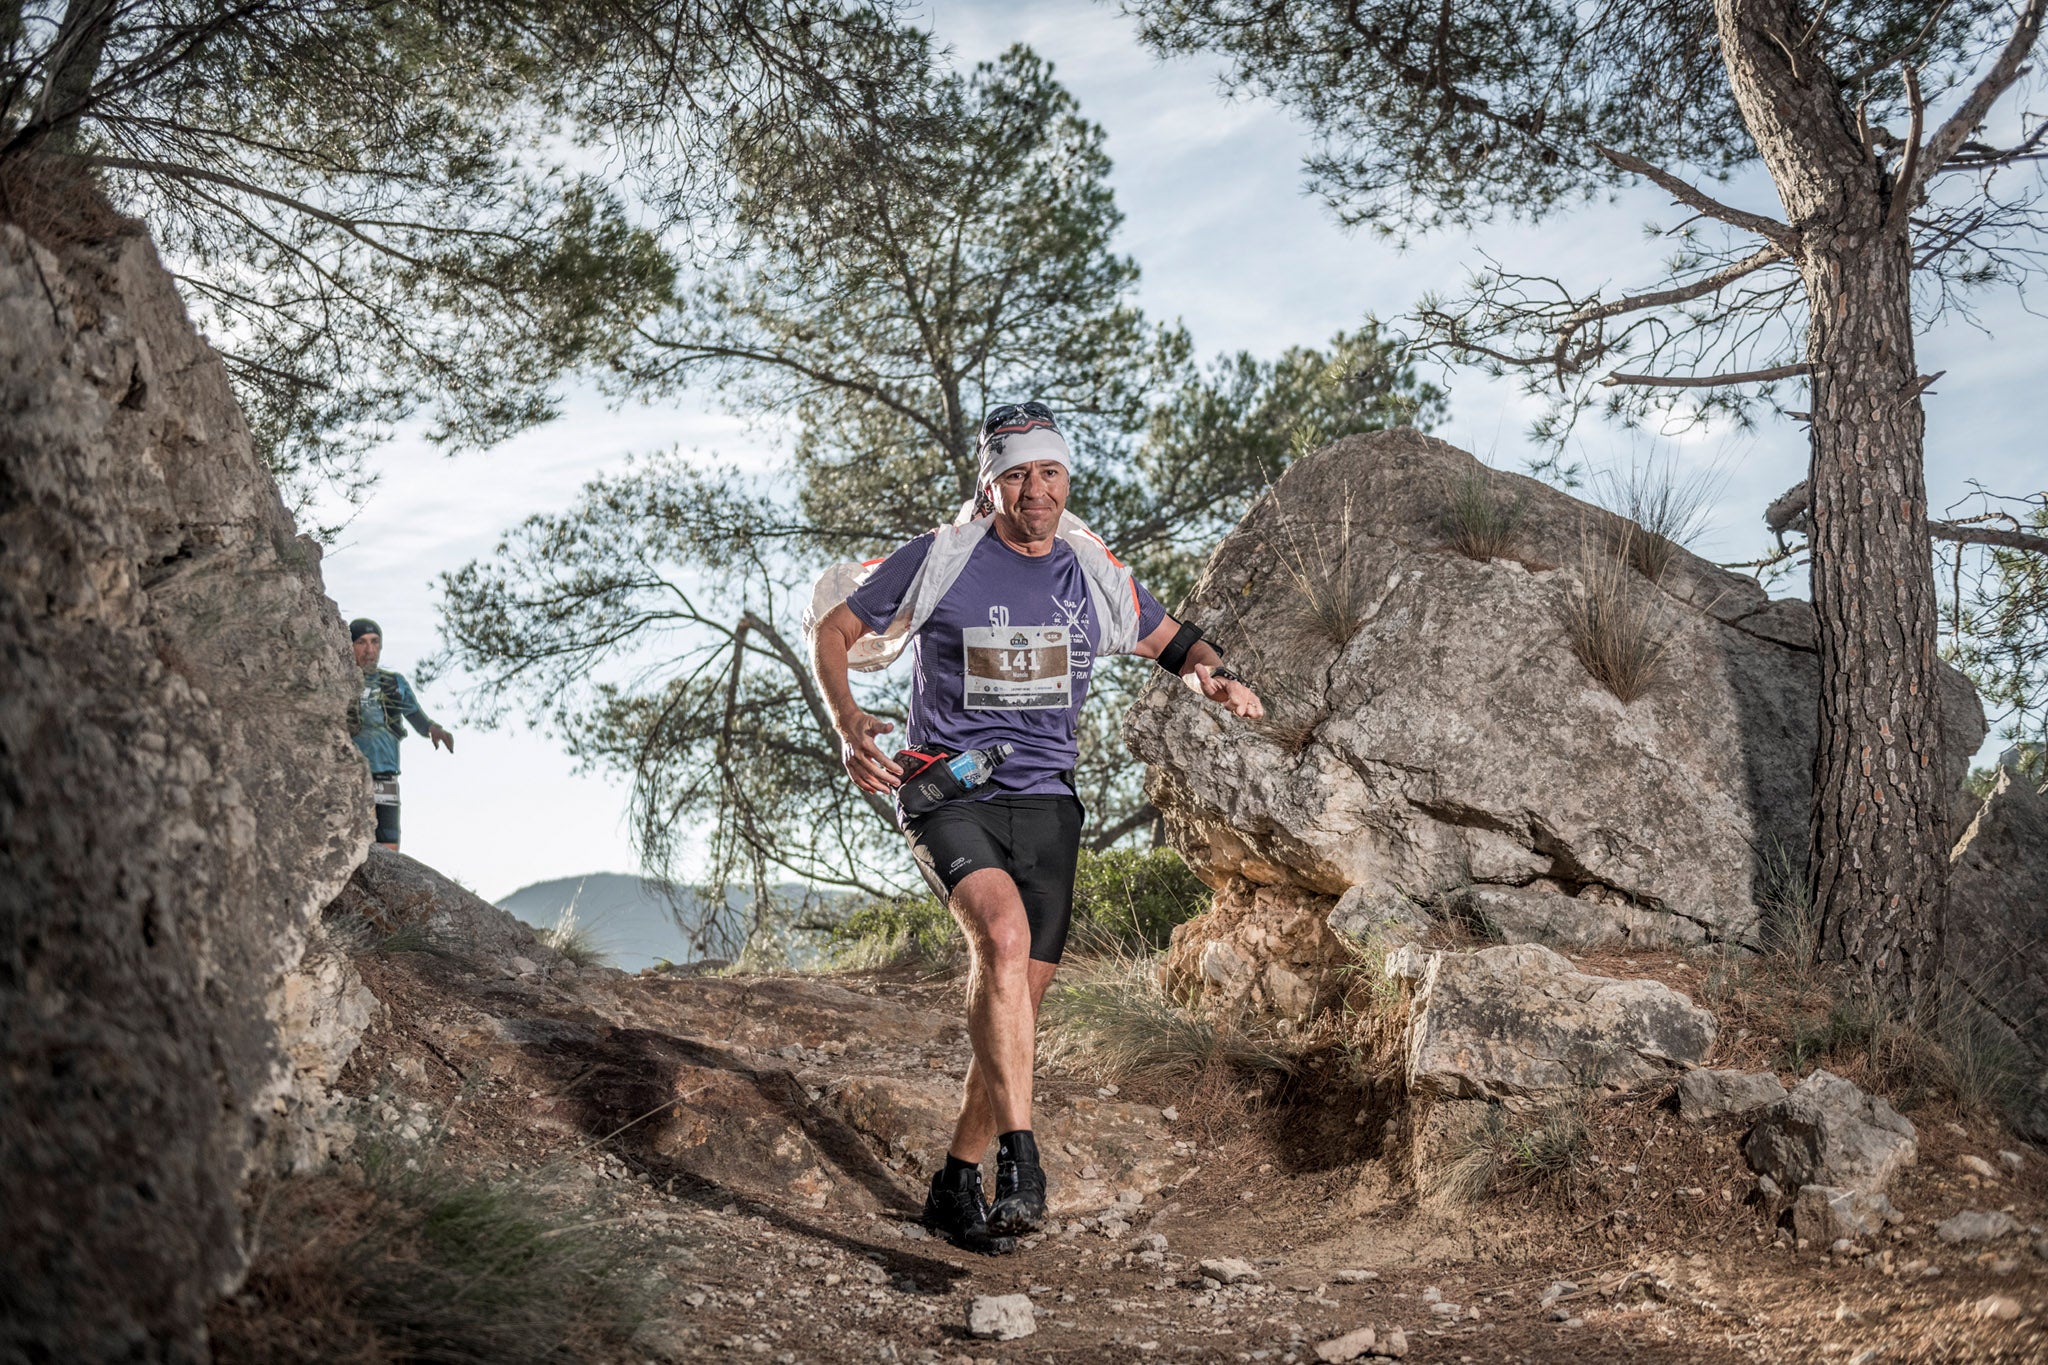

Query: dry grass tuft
[[1561, 527, 1676, 702], [1264, 485, 1371, 647], [1440, 468, 1526, 562], [210, 1140, 645, 1364], [1427, 1097, 1593, 1208], [1040, 950, 1297, 1087], [0, 153, 138, 252], [1594, 455, 1719, 581]]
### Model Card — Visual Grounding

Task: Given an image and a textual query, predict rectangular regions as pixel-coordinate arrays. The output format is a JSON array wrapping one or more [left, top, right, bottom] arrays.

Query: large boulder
[[1945, 766, 2048, 1137], [1127, 430, 1984, 1001], [1391, 942, 1716, 1102], [1743, 1069, 1918, 1198], [0, 220, 365, 1359]]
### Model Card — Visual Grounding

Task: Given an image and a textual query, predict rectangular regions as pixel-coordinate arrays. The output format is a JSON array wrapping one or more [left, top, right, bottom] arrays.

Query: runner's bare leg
[[945, 867, 1051, 1158], [950, 958, 1057, 1163]]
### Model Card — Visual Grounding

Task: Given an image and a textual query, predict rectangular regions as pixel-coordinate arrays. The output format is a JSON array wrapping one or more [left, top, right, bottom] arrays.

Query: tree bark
[[36, 0, 114, 155], [1717, 0, 1949, 1007]]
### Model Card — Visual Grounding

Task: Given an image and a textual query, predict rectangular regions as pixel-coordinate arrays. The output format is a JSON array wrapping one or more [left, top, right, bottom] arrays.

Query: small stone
[[1312, 1327, 1375, 1363], [1539, 1281, 1578, 1309], [1935, 1210, 2017, 1243], [1334, 1269, 1379, 1284], [966, 1294, 1036, 1340], [1959, 1154, 2000, 1179], [1080, 1164, 1101, 1180], [1974, 1294, 2022, 1321], [510, 955, 538, 976], [1676, 1068, 1787, 1122], [1428, 1301, 1462, 1318], [1756, 1174, 1781, 1199], [1116, 1189, 1144, 1206], [1200, 1258, 1261, 1285], [1162, 1106, 1179, 1121], [2035, 1237, 2048, 1261], [1377, 1328, 1408, 1358], [1997, 1149, 2025, 1173]]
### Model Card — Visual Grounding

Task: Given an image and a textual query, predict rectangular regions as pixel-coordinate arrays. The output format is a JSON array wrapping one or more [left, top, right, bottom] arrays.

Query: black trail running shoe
[[921, 1170, 1014, 1253], [987, 1157, 1047, 1235]]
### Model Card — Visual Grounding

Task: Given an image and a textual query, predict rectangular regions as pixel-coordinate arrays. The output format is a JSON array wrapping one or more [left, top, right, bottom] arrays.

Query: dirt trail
[[326, 916, 2048, 1365]]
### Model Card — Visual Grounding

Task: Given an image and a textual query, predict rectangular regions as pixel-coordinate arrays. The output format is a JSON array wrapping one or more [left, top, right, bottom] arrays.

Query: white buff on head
[[976, 409, 1072, 488]]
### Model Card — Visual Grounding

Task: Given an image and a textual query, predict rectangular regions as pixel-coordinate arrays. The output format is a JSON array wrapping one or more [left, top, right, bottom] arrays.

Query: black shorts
[[904, 793, 1083, 963], [371, 774, 400, 846]]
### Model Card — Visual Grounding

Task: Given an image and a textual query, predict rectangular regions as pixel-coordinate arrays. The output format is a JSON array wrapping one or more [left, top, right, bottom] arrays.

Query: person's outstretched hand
[[838, 712, 902, 793], [1188, 663, 1264, 719], [430, 725, 455, 753]]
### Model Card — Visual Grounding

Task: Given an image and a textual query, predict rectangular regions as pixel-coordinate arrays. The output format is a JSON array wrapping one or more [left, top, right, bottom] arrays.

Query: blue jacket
[[351, 668, 435, 776]]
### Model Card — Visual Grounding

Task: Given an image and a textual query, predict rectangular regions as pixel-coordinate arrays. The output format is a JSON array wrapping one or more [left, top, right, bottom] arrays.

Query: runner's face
[[352, 632, 381, 670], [990, 460, 1067, 543]]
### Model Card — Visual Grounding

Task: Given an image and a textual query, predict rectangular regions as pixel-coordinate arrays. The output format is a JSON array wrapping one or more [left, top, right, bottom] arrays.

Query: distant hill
[[495, 873, 848, 972]]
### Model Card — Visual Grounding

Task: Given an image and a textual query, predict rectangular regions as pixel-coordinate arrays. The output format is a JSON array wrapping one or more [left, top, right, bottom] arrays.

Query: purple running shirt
[[845, 531, 1167, 799]]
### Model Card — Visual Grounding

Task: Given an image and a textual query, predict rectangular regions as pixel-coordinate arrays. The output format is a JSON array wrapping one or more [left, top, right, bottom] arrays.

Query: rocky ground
[[217, 852, 2048, 1364]]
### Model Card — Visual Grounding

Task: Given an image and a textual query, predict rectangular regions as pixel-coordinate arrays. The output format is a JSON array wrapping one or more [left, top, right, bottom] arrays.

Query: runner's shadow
[[510, 1021, 975, 1287]]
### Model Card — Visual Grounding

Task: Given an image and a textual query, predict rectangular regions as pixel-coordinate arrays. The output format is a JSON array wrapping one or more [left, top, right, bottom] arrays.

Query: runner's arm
[[1134, 615, 1264, 720], [810, 602, 904, 793], [393, 675, 455, 752]]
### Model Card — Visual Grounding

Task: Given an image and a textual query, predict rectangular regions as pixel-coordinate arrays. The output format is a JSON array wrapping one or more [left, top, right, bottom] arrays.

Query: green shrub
[[1071, 846, 1211, 954], [827, 893, 957, 971]]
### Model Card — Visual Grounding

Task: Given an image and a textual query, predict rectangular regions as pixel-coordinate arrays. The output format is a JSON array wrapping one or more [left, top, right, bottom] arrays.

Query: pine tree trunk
[[1717, 0, 1949, 1007], [1802, 217, 1949, 1008]]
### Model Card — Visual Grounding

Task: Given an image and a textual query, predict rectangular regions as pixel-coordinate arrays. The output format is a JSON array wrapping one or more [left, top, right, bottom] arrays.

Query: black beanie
[[348, 618, 382, 641]]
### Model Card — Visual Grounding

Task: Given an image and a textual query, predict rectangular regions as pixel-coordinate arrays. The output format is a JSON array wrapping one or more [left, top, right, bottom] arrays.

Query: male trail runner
[[809, 402, 1262, 1251], [348, 618, 454, 850]]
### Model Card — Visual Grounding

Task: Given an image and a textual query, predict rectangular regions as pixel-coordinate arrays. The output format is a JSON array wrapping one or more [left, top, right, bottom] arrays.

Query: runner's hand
[[1188, 663, 1264, 720], [838, 712, 902, 793], [430, 725, 455, 753]]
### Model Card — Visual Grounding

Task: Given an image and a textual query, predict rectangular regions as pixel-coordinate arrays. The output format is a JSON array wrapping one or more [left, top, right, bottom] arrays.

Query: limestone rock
[[1314, 1326, 1376, 1362], [272, 921, 381, 1171], [1199, 1257, 1261, 1285], [1946, 767, 2048, 1138], [0, 222, 365, 1360], [1326, 886, 1433, 948], [1454, 884, 1698, 951], [1791, 1185, 1899, 1244], [1126, 430, 1984, 1002], [966, 1293, 1036, 1340], [1677, 1068, 1788, 1123], [1936, 1210, 2018, 1244], [1402, 943, 1716, 1101], [1743, 1070, 1917, 1196]]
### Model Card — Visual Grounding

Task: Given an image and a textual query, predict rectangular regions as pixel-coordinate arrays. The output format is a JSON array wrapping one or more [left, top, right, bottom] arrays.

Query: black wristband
[[1156, 619, 1204, 675]]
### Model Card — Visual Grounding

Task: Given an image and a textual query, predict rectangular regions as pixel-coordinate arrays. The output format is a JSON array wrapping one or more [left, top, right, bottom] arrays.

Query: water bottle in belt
[[896, 743, 1013, 817]]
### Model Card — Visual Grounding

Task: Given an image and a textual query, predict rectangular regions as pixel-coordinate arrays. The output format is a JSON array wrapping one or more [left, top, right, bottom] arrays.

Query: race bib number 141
[[962, 626, 1071, 710]]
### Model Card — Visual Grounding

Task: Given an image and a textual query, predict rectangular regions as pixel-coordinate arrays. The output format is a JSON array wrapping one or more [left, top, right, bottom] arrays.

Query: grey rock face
[[1935, 1210, 2019, 1244], [1127, 429, 1984, 1000], [966, 1293, 1037, 1340], [1677, 1068, 1789, 1123], [1946, 768, 2048, 1138], [1395, 943, 1716, 1101], [0, 224, 366, 1359], [1326, 885, 1434, 947], [1791, 1185, 1899, 1244], [1742, 1070, 1918, 1196], [1453, 884, 1701, 951]]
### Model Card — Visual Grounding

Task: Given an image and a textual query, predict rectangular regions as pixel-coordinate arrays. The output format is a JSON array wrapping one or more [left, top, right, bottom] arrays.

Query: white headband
[[978, 425, 1071, 486]]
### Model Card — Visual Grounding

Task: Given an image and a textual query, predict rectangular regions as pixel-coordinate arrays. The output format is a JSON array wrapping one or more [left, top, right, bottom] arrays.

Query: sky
[[313, 0, 2045, 904]]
